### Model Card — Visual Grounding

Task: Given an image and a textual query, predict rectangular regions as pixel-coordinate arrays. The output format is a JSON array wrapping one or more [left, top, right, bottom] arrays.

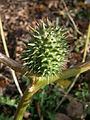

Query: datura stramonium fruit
[[21, 20, 68, 78]]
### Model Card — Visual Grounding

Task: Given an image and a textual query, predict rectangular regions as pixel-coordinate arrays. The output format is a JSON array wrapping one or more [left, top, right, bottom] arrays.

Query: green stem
[[14, 61, 90, 120]]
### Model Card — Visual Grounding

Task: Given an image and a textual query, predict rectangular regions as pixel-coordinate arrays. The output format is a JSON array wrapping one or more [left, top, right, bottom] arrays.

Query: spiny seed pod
[[21, 20, 68, 78]]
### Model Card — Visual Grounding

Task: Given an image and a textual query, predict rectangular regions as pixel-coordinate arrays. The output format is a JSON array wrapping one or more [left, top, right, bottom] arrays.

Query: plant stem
[[14, 61, 90, 120], [82, 22, 90, 63], [14, 81, 45, 120]]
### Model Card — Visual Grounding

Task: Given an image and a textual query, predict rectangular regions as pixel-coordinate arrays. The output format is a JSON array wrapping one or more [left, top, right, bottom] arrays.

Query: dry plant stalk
[[0, 16, 23, 96], [61, 0, 82, 35]]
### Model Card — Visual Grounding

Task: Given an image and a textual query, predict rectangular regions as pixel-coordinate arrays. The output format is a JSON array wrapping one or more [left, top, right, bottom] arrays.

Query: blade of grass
[[0, 16, 23, 96]]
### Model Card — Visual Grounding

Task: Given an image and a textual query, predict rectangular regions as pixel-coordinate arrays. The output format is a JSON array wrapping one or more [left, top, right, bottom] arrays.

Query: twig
[[61, 0, 82, 35], [55, 22, 90, 110], [0, 16, 23, 96], [0, 52, 26, 74]]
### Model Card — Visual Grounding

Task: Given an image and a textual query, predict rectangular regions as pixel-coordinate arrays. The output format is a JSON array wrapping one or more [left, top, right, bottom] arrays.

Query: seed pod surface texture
[[22, 20, 68, 78]]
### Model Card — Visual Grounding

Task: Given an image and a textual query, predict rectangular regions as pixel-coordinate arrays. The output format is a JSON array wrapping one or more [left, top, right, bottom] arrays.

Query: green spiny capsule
[[21, 20, 68, 78]]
